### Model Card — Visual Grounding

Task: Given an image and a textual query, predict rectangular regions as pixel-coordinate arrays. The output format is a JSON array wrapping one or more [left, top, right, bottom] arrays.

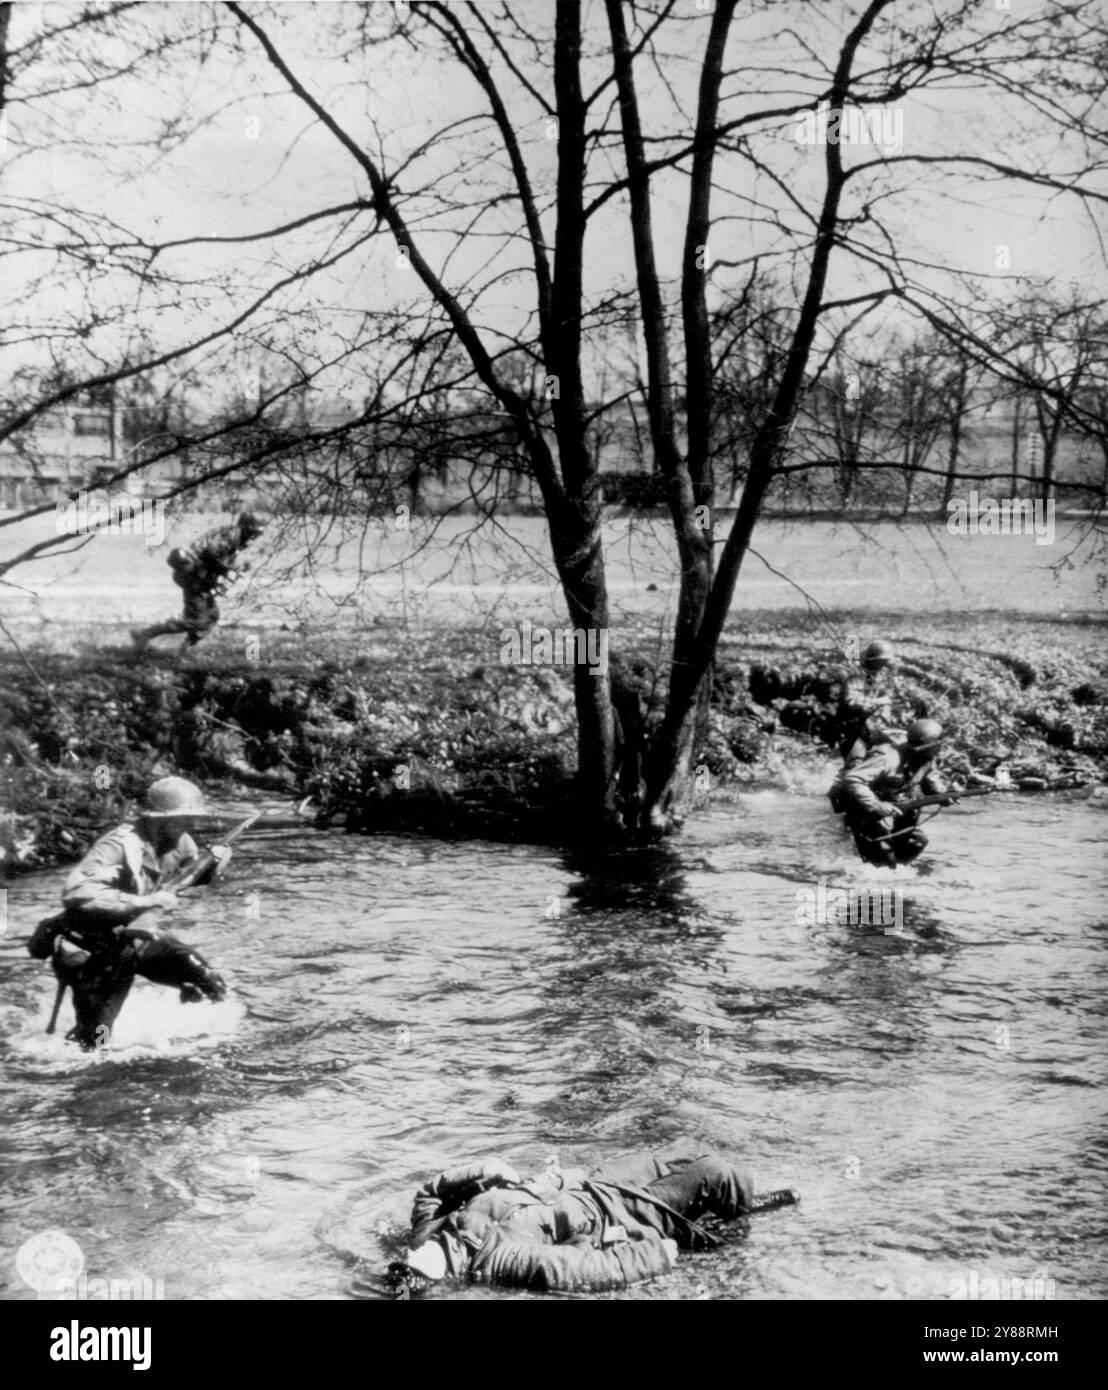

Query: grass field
[[1, 511, 1102, 653]]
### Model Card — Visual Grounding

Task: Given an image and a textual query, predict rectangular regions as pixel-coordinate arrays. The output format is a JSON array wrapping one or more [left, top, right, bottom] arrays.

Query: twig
[[746, 546, 846, 653], [0, 614, 81, 734]]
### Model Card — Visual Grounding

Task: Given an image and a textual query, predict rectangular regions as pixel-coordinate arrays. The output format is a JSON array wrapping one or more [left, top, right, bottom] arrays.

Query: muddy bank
[[2, 615, 1105, 873]]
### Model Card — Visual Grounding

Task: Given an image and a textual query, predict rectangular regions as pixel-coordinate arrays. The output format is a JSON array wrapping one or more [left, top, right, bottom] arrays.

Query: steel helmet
[[140, 776, 217, 819], [862, 639, 895, 670], [238, 511, 263, 538], [906, 718, 943, 752]]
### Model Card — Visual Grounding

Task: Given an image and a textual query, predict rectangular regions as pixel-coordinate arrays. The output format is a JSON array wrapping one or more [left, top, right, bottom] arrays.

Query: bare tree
[[4, 0, 1107, 840]]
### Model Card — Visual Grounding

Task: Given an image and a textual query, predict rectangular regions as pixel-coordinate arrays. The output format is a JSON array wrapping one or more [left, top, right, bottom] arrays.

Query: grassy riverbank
[[2, 610, 1106, 874]]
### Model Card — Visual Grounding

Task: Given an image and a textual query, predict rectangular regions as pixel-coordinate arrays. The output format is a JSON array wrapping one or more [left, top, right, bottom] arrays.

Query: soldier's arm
[[840, 747, 900, 817], [162, 832, 230, 888], [410, 1160, 520, 1242], [470, 1229, 677, 1292], [838, 673, 868, 713], [195, 530, 238, 578], [62, 837, 166, 925], [844, 674, 896, 726]]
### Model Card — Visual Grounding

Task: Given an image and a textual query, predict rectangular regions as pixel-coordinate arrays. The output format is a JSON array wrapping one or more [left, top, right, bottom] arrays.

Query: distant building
[[0, 396, 197, 510]]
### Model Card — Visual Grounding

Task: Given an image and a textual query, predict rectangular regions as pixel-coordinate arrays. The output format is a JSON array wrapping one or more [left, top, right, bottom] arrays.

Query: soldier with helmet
[[830, 718, 952, 868], [835, 638, 899, 765], [29, 777, 233, 1048], [133, 511, 264, 649], [769, 637, 905, 762]]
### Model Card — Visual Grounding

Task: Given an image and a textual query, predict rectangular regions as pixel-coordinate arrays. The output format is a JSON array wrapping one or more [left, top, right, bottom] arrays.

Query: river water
[[2, 773, 1106, 1301]]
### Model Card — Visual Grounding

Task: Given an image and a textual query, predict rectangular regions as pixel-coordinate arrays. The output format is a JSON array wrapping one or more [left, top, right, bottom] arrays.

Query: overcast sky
[[4, 0, 1105, 401]]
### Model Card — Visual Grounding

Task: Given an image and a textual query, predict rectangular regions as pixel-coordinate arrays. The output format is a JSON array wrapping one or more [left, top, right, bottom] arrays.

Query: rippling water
[[2, 773, 1105, 1301]]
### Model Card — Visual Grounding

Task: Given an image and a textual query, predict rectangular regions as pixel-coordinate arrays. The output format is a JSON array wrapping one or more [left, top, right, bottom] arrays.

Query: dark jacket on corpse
[[408, 1153, 754, 1292]]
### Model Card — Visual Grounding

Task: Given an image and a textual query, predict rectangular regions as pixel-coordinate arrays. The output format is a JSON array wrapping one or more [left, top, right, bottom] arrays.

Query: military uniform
[[134, 519, 259, 648], [169, 523, 252, 642], [63, 824, 201, 928], [835, 666, 897, 765], [407, 1152, 754, 1292], [32, 820, 226, 1049], [832, 742, 946, 868]]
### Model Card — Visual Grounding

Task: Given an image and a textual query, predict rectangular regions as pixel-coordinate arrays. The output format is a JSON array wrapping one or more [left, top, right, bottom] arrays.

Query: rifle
[[896, 785, 1005, 814], [584, 1179, 800, 1252], [120, 809, 261, 938]]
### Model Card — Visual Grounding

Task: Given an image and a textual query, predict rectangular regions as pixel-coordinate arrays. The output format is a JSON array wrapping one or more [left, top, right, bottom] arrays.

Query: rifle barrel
[[899, 786, 1002, 812]]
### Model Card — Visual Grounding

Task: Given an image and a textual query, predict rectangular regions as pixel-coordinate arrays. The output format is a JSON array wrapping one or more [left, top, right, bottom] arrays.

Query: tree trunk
[[940, 362, 968, 515], [639, 1, 890, 836], [1040, 436, 1056, 502], [901, 430, 914, 517], [604, 0, 734, 837], [548, 2, 620, 835], [1010, 395, 1022, 494]]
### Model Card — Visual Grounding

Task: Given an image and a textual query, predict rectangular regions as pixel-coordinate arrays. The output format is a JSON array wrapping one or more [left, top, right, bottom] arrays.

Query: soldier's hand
[[877, 801, 901, 820], [141, 890, 179, 911], [662, 1239, 679, 1267], [116, 923, 152, 942], [210, 844, 232, 876]]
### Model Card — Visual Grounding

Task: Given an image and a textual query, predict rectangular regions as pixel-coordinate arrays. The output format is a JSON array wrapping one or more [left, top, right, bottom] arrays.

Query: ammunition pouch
[[27, 911, 68, 961]]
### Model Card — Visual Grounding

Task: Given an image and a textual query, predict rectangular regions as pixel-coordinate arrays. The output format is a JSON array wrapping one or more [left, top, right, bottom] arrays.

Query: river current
[[1, 771, 1105, 1301]]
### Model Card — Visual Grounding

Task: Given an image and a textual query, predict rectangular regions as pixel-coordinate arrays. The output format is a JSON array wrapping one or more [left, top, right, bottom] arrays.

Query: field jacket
[[170, 525, 248, 594], [62, 823, 200, 931], [836, 669, 897, 759], [835, 744, 944, 822], [408, 1162, 683, 1292]]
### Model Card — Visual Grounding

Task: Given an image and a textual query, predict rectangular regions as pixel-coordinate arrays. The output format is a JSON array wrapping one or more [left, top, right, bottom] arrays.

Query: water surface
[[2, 777, 1105, 1300]]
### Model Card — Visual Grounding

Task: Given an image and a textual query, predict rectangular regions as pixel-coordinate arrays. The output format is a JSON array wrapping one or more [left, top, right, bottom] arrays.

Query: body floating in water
[[383, 1151, 799, 1295]]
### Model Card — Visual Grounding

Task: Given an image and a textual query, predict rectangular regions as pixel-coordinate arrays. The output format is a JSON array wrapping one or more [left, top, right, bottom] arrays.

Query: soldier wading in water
[[28, 778, 233, 1049], [835, 638, 899, 765], [830, 718, 954, 868]]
